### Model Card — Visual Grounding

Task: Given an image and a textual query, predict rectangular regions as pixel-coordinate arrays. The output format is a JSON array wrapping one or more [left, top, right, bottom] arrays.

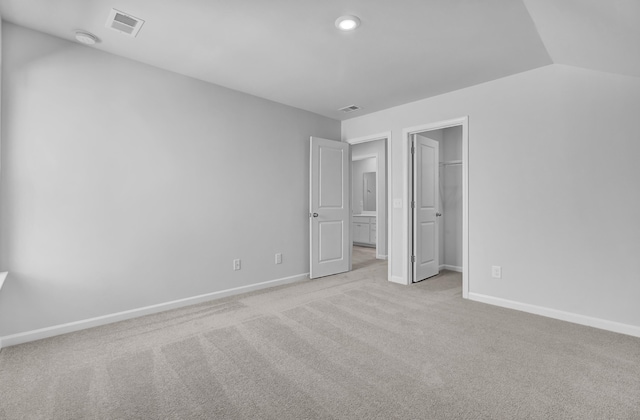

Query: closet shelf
[[440, 160, 462, 166]]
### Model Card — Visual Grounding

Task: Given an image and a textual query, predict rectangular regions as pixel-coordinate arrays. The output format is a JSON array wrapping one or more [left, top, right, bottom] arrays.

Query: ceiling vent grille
[[106, 9, 145, 37], [338, 105, 361, 113]]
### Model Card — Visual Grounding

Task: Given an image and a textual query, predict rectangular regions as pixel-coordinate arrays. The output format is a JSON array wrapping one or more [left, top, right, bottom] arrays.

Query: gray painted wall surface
[[343, 64, 640, 329], [0, 23, 340, 336]]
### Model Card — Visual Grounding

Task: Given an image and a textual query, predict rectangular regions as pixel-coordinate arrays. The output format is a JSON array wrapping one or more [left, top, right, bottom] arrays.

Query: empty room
[[0, 0, 639, 419]]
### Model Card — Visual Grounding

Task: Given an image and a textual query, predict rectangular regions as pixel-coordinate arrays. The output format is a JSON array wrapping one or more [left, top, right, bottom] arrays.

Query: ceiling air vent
[[106, 9, 145, 37], [338, 105, 361, 113]]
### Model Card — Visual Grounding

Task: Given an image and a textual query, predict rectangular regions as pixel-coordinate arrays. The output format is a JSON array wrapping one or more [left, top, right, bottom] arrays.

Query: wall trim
[[439, 264, 462, 272], [0, 272, 310, 349], [345, 131, 390, 145], [352, 153, 377, 162], [468, 292, 640, 338], [390, 275, 405, 285], [0, 273, 6, 350], [376, 254, 388, 260], [354, 242, 375, 248]]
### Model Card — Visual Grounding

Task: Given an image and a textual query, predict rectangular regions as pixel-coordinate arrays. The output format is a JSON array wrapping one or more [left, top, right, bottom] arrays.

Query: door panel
[[413, 135, 439, 282], [420, 146, 436, 208], [419, 221, 436, 264], [319, 148, 344, 208], [310, 137, 351, 278], [319, 221, 344, 262]]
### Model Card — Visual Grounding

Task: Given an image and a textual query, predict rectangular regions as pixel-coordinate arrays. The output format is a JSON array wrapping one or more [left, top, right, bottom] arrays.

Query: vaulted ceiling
[[0, 0, 637, 120]]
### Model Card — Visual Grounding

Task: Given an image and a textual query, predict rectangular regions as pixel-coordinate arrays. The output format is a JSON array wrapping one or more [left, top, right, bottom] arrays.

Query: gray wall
[[352, 139, 387, 257], [0, 23, 340, 336], [343, 63, 640, 330]]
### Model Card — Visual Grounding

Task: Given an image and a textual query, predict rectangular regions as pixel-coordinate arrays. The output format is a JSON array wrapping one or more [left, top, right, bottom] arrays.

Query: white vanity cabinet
[[353, 215, 376, 246]]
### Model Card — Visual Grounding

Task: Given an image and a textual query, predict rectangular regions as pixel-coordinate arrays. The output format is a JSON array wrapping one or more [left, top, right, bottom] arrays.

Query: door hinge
[[411, 145, 415, 154], [411, 255, 416, 263], [411, 201, 415, 209]]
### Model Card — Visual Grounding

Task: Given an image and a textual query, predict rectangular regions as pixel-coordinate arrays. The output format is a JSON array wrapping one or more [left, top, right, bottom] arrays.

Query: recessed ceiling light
[[75, 31, 98, 45], [335, 15, 361, 31]]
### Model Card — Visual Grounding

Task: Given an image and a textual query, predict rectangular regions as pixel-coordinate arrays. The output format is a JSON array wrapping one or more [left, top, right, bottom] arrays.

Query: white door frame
[[345, 132, 392, 282], [402, 117, 469, 298]]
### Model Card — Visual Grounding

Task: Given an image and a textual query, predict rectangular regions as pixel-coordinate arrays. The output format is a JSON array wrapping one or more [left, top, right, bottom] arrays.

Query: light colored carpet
[[351, 244, 378, 270], [1, 251, 639, 419]]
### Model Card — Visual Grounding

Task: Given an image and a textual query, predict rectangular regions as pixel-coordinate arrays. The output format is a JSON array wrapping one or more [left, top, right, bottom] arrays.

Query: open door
[[412, 134, 439, 282], [310, 137, 351, 279]]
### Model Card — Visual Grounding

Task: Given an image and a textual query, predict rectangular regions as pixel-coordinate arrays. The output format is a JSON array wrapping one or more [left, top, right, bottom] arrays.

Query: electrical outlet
[[491, 265, 502, 279], [275, 253, 282, 264], [233, 259, 241, 271]]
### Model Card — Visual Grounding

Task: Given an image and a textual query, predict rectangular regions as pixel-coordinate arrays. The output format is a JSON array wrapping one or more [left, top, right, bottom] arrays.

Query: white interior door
[[412, 135, 439, 282], [310, 137, 351, 279]]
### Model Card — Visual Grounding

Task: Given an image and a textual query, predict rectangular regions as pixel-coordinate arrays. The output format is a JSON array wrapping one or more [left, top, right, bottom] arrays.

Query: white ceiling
[[0, 0, 637, 120]]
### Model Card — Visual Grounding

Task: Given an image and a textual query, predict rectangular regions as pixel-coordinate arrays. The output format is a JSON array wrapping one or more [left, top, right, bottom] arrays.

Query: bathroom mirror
[[363, 172, 376, 211]]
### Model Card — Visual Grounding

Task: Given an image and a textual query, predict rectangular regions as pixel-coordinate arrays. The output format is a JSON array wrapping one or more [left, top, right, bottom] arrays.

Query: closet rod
[[439, 160, 462, 166]]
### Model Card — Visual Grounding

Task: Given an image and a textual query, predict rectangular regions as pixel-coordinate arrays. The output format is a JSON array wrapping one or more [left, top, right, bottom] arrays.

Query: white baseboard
[[0, 272, 6, 349], [0, 272, 310, 350], [468, 292, 640, 339], [390, 275, 407, 285], [353, 242, 375, 248], [376, 254, 388, 260], [389, 267, 461, 288]]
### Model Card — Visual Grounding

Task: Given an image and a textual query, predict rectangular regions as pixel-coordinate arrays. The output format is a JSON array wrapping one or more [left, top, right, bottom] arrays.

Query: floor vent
[[338, 104, 361, 113], [106, 9, 145, 37]]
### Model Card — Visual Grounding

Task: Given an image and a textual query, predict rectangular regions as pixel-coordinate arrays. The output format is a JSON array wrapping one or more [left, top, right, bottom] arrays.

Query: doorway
[[309, 134, 389, 280], [352, 154, 378, 269], [346, 133, 391, 279], [404, 117, 469, 297]]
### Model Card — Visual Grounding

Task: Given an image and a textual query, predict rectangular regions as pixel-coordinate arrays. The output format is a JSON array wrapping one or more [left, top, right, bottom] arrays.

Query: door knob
[[436, 212, 442, 217], [312, 213, 319, 217]]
